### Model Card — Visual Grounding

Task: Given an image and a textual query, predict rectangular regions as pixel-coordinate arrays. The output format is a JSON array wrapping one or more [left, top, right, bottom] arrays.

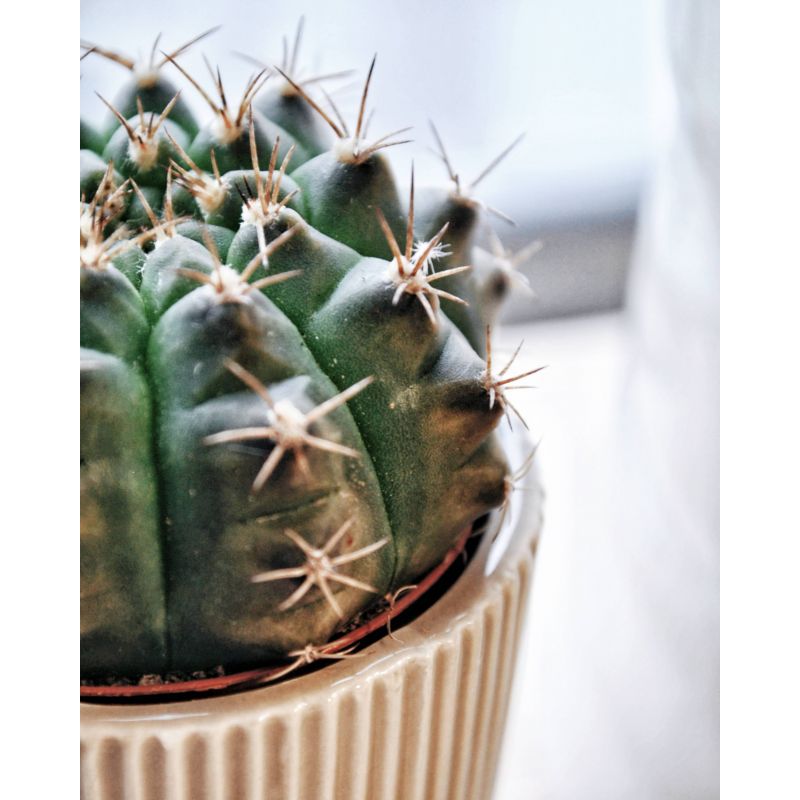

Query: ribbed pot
[[80, 436, 542, 800]]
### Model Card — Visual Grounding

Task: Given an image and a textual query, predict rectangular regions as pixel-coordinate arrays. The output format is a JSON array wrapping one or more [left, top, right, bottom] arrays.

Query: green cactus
[[80, 34, 536, 680]]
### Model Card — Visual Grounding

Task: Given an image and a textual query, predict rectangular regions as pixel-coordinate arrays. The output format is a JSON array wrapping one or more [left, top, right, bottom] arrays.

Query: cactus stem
[[251, 519, 388, 617], [204, 362, 372, 492]]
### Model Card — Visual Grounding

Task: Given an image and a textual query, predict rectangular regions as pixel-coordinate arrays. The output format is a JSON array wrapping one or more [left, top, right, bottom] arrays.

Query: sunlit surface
[[494, 313, 718, 799]]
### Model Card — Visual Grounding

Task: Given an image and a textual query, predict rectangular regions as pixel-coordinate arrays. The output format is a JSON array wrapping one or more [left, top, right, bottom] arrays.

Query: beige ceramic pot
[[81, 434, 543, 800]]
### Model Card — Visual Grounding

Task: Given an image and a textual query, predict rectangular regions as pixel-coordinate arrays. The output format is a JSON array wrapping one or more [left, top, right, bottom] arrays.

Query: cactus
[[80, 29, 538, 680]]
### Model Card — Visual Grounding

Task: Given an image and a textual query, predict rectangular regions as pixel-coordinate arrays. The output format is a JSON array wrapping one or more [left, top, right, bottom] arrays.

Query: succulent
[[80, 26, 540, 680]]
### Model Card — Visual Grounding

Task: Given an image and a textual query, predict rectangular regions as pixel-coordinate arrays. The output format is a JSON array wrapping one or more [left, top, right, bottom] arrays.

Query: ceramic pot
[[81, 433, 543, 800]]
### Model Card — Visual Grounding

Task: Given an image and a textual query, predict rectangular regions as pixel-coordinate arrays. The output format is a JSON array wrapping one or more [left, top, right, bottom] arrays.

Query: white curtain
[[513, 2, 719, 797]]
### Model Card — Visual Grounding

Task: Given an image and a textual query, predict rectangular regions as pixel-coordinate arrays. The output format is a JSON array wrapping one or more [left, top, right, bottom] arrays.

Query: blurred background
[[81, 0, 719, 797]]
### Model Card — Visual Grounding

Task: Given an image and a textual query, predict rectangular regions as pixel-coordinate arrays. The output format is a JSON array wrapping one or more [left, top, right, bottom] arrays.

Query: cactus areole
[[80, 27, 540, 690]]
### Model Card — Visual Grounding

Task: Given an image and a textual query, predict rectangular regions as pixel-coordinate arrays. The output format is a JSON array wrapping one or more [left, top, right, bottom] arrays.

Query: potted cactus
[[80, 24, 544, 800]]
